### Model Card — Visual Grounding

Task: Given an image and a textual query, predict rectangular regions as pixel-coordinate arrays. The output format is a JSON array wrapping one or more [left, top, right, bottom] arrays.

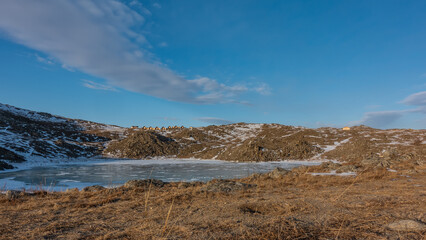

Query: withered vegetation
[[1, 161, 425, 239]]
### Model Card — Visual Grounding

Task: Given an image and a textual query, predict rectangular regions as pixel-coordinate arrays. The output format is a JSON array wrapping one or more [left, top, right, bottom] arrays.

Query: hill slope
[[0, 103, 126, 170], [1, 103, 425, 171]]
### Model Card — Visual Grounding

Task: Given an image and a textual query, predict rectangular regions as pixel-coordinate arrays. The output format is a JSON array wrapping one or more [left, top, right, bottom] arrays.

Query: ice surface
[[0, 158, 321, 191]]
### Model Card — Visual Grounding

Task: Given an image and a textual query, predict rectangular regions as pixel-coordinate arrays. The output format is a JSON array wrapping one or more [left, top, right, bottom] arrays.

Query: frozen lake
[[0, 159, 320, 191]]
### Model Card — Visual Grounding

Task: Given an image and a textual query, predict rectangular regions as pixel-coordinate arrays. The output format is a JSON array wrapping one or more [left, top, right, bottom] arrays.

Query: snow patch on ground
[[0, 103, 66, 123], [312, 138, 351, 160], [310, 171, 356, 176], [228, 124, 264, 141]]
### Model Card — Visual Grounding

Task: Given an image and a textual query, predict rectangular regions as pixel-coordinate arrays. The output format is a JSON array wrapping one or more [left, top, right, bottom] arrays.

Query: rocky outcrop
[[0, 160, 14, 170], [0, 147, 25, 163]]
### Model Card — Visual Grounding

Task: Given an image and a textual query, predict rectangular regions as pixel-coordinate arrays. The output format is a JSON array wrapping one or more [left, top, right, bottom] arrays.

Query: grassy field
[[1, 163, 425, 239]]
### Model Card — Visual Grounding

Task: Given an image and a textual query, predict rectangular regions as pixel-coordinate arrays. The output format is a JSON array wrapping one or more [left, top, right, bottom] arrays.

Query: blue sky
[[0, 0, 425, 129]]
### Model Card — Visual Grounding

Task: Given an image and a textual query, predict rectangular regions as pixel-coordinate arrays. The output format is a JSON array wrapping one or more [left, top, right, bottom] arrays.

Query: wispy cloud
[[82, 80, 117, 91], [196, 117, 234, 125], [253, 83, 271, 95], [35, 54, 54, 65], [400, 91, 426, 106], [158, 42, 168, 47], [0, 0, 267, 104], [349, 111, 405, 128], [152, 3, 161, 9], [350, 91, 426, 128]]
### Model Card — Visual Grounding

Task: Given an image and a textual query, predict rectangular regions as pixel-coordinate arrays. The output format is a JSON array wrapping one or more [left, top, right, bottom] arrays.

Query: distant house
[[342, 127, 351, 131], [148, 127, 154, 130], [142, 126, 147, 130], [161, 127, 166, 131], [155, 127, 160, 130], [167, 126, 172, 129], [180, 126, 184, 128], [189, 127, 193, 130], [131, 126, 138, 129]]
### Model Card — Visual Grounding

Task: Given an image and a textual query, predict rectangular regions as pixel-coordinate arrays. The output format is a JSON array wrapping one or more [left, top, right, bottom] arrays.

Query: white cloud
[[0, 0, 267, 104], [189, 77, 255, 104], [82, 80, 117, 91], [196, 117, 234, 125], [350, 91, 426, 128], [400, 91, 426, 106]]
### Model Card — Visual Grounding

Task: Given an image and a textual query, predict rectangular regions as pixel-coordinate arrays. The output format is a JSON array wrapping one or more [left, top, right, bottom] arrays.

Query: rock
[[381, 149, 399, 160], [247, 173, 263, 180], [267, 167, 290, 178], [201, 179, 256, 193], [123, 179, 166, 188], [5, 190, 21, 200], [0, 160, 14, 171], [177, 181, 202, 189], [319, 161, 341, 171], [0, 147, 26, 163], [82, 185, 105, 192], [4, 190, 31, 200], [336, 165, 358, 173], [386, 220, 426, 231], [361, 155, 393, 168]]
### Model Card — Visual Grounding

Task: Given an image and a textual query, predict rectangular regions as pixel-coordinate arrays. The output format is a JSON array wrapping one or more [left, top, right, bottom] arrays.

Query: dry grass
[[1, 165, 425, 239]]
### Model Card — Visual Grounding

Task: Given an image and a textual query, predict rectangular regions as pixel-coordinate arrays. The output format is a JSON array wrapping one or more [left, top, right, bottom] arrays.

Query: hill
[[0, 103, 425, 171]]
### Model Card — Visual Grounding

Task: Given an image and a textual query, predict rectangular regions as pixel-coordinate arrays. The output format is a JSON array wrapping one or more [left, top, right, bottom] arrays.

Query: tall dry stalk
[[334, 215, 347, 240], [144, 168, 155, 211], [144, 179, 153, 212], [162, 198, 174, 235], [331, 169, 365, 202]]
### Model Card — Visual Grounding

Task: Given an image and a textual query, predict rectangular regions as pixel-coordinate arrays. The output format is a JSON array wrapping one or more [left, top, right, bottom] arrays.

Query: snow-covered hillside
[[0, 103, 126, 170]]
